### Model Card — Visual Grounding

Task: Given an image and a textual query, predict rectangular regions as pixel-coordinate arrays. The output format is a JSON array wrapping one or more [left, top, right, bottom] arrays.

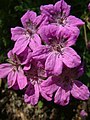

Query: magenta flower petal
[[41, 76, 59, 94], [12, 81, 19, 90], [77, 65, 84, 78], [45, 52, 63, 75], [40, 4, 54, 16], [7, 50, 13, 59], [80, 110, 88, 117], [39, 25, 58, 44], [40, 77, 59, 101], [24, 83, 34, 103], [33, 34, 41, 45], [0, 64, 13, 78], [40, 85, 52, 101], [32, 45, 50, 60], [17, 69, 27, 89], [71, 80, 90, 100], [34, 14, 48, 28], [7, 71, 17, 88], [57, 26, 80, 47], [53, 55, 63, 75], [67, 15, 84, 27], [11, 27, 25, 41], [23, 64, 31, 71], [24, 83, 39, 105], [54, 0, 71, 16], [21, 10, 36, 27], [13, 36, 29, 55], [62, 47, 81, 68], [29, 34, 41, 50], [54, 87, 70, 106], [45, 53, 56, 73]]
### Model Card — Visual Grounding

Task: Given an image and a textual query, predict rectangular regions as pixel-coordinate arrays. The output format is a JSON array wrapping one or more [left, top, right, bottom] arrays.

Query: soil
[[0, 87, 90, 120]]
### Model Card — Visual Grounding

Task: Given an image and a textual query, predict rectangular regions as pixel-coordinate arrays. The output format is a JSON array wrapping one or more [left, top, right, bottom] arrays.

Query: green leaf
[[38, 101, 43, 109]]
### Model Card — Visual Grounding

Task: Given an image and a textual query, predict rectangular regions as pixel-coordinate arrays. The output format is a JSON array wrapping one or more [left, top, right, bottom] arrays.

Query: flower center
[[7, 55, 21, 71], [60, 68, 74, 88], [52, 43, 62, 52], [57, 17, 66, 25], [54, 13, 67, 26], [24, 21, 37, 39], [26, 21, 36, 35], [50, 40, 64, 53], [61, 76, 73, 89], [26, 67, 47, 85]]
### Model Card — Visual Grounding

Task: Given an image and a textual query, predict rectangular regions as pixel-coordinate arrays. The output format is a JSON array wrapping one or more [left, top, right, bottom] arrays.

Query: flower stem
[[83, 24, 88, 47]]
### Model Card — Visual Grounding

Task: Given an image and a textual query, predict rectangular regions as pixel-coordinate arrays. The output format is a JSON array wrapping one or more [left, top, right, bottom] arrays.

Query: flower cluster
[[0, 0, 89, 106]]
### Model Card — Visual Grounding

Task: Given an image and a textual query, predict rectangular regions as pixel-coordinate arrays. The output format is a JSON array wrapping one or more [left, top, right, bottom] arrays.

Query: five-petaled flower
[[24, 61, 52, 105], [11, 10, 48, 55], [40, 0, 84, 28], [0, 0, 89, 106], [33, 25, 81, 76], [41, 66, 89, 106], [0, 50, 27, 89]]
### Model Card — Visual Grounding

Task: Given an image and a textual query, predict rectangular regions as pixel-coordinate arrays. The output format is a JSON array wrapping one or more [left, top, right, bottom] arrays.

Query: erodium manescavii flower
[[80, 110, 88, 117], [0, 0, 89, 106], [40, 0, 84, 28], [41, 65, 90, 106], [0, 50, 27, 89], [33, 25, 81, 76], [11, 10, 48, 55], [24, 61, 52, 105]]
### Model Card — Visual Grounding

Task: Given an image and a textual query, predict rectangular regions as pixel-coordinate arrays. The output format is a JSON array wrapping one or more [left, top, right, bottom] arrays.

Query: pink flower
[[11, 10, 48, 55], [33, 25, 81, 76], [40, 0, 84, 27], [0, 50, 27, 89], [24, 62, 52, 105], [80, 110, 88, 117], [0, 0, 89, 107], [41, 66, 90, 106], [88, 3, 90, 11]]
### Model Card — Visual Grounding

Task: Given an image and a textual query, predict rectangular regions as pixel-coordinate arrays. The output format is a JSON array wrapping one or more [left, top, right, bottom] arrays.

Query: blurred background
[[0, 0, 90, 120]]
